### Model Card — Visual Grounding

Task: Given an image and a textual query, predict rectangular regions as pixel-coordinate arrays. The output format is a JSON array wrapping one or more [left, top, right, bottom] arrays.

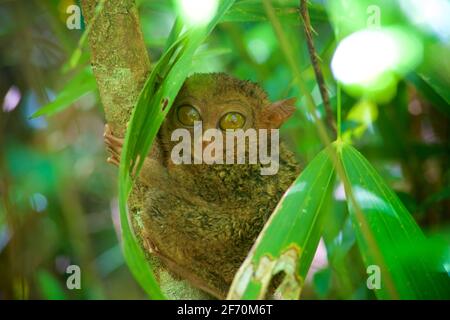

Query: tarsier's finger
[[131, 154, 142, 177], [104, 133, 123, 148], [103, 124, 124, 147], [107, 146, 121, 158], [104, 124, 123, 167], [104, 123, 112, 135], [107, 156, 120, 167]]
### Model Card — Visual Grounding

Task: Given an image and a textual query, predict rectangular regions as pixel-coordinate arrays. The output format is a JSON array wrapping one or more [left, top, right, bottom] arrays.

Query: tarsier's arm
[[104, 124, 223, 298], [104, 124, 169, 186]]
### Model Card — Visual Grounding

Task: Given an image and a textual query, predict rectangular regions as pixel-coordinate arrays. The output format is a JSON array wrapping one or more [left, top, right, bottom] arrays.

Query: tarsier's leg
[[104, 124, 123, 166]]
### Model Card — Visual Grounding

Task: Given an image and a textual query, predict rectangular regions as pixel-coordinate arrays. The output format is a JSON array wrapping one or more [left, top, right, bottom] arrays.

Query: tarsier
[[104, 73, 300, 299]]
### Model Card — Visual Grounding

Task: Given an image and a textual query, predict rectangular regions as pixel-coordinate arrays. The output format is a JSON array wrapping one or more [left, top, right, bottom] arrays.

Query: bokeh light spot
[[400, 0, 450, 42], [177, 0, 218, 27], [248, 39, 270, 63], [30, 193, 48, 213], [2, 85, 21, 112], [331, 27, 423, 101]]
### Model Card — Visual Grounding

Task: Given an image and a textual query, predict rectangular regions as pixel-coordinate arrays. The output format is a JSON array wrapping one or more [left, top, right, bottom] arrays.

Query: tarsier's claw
[[104, 132, 123, 148], [104, 123, 112, 136], [107, 156, 120, 167], [106, 147, 121, 163]]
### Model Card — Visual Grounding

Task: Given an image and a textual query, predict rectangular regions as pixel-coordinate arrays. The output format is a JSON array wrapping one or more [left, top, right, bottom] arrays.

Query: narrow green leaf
[[36, 270, 67, 300], [117, 0, 236, 299], [30, 67, 97, 119], [163, 17, 183, 52], [406, 73, 450, 118], [223, 0, 328, 23], [227, 147, 335, 299], [313, 268, 333, 298], [339, 143, 450, 299], [419, 73, 450, 106]]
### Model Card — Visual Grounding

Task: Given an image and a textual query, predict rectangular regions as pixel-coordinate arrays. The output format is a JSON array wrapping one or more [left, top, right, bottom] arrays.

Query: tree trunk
[[81, 0, 150, 137], [81, 0, 210, 299]]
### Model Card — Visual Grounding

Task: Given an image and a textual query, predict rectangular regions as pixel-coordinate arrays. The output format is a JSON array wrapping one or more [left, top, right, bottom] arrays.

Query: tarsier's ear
[[260, 97, 297, 128]]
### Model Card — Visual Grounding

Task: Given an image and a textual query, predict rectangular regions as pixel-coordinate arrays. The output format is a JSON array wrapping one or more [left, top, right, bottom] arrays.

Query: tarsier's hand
[[103, 123, 170, 188], [104, 124, 123, 167]]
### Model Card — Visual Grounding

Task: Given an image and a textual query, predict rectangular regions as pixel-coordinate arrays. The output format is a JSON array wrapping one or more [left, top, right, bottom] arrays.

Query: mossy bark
[[81, 0, 209, 299], [81, 0, 150, 137]]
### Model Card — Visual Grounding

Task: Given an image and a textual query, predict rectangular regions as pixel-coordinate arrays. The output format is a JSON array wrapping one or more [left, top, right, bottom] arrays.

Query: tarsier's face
[[165, 77, 257, 134], [172, 99, 250, 131], [160, 73, 296, 168]]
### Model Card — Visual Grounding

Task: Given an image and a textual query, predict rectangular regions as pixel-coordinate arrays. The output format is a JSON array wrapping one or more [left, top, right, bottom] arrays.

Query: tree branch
[[81, 0, 150, 137], [81, 0, 209, 299], [299, 0, 336, 135]]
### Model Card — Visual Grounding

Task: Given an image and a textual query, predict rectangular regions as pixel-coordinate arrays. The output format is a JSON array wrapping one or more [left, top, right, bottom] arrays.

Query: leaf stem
[[299, 0, 336, 136], [263, 0, 332, 147], [337, 82, 342, 140]]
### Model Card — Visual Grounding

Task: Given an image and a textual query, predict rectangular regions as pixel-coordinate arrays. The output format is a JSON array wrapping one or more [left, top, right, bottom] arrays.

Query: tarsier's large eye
[[219, 112, 246, 130], [177, 105, 201, 126]]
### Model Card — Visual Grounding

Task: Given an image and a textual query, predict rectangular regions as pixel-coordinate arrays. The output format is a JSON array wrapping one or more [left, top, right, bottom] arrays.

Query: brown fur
[[116, 73, 300, 298]]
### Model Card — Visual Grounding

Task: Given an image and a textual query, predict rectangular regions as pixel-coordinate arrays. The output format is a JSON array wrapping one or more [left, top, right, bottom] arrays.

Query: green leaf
[[227, 146, 335, 299], [313, 267, 332, 298], [419, 73, 450, 106], [36, 270, 67, 300], [30, 67, 97, 119], [117, 0, 236, 299], [339, 143, 450, 299], [422, 186, 450, 211], [342, 100, 378, 142], [406, 73, 450, 118], [223, 0, 328, 23]]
